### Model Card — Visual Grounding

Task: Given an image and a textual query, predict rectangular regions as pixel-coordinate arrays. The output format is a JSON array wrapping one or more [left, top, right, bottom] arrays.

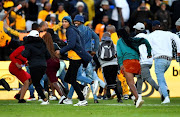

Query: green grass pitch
[[0, 97, 180, 117]]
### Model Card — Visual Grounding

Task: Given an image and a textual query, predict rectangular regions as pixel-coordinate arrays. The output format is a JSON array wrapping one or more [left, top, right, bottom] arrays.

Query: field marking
[[1, 103, 180, 107]]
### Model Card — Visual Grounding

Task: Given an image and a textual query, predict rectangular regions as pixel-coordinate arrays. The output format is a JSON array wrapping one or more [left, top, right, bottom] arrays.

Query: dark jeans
[[103, 65, 121, 99], [29, 66, 46, 100], [64, 59, 85, 101]]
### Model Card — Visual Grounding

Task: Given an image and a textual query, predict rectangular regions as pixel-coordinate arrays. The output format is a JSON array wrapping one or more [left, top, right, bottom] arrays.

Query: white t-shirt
[[112, 0, 130, 22], [135, 33, 153, 65]]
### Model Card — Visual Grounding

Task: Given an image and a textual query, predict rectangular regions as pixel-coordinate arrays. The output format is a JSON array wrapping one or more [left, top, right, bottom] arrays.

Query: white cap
[[50, 13, 56, 18], [175, 18, 180, 26], [133, 22, 145, 31], [28, 30, 39, 37], [101, 0, 109, 6], [76, 1, 84, 8]]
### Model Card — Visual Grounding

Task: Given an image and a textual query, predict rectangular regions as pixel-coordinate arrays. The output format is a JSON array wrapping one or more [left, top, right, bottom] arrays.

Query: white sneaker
[[49, 96, 58, 101], [73, 100, 88, 106], [44, 91, 49, 100], [161, 96, 170, 104], [59, 95, 66, 104], [83, 86, 90, 99], [136, 97, 144, 108], [63, 98, 73, 104], [92, 80, 99, 95], [41, 100, 49, 105], [111, 91, 116, 98], [123, 94, 129, 100]]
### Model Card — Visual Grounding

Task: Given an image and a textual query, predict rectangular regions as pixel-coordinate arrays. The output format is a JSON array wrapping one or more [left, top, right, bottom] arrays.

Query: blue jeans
[[58, 68, 68, 89], [155, 59, 171, 98], [67, 63, 98, 100]]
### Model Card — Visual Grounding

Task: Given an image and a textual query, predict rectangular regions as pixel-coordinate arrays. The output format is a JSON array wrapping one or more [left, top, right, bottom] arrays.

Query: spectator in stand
[[25, 0, 38, 32], [83, 0, 95, 21], [69, 0, 88, 14], [93, 0, 111, 29], [72, 1, 88, 22], [10, 0, 26, 32], [95, 15, 110, 41], [127, 0, 141, 16], [37, 2, 52, 24], [37, 0, 48, 12], [130, 0, 153, 28], [170, 0, 180, 31], [55, 3, 69, 23], [47, 14, 58, 28], [112, 0, 130, 28], [154, 3, 171, 31], [2, 0, 14, 11]]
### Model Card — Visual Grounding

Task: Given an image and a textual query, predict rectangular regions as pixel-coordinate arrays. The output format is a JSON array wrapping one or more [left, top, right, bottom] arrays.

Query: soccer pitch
[[0, 97, 180, 117]]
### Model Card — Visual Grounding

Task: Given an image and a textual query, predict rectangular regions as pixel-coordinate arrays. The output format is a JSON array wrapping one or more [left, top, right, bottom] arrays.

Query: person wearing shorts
[[9, 45, 30, 103], [116, 28, 152, 108]]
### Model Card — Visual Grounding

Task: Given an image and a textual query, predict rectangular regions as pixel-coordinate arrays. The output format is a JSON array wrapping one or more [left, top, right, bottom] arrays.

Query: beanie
[[62, 16, 72, 25]]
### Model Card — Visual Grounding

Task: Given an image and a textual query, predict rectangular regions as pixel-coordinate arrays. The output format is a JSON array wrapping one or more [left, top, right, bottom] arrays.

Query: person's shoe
[[161, 96, 170, 104], [44, 91, 49, 100], [59, 95, 66, 104], [123, 94, 129, 100], [27, 96, 36, 101], [92, 80, 99, 95], [131, 95, 136, 101], [73, 100, 88, 106], [160, 89, 170, 102], [94, 99, 99, 103], [82, 86, 90, 99], [117, 98, 123, 103], [38, 96, 43, 102], [97, 95, 102, 100], [111, 91, 116, 99], [63, 98, 73, 104], [14, 94, 20, 100], [18, 99, 26, 103], [0, 79, 10, 91], [49, 96, 58, 101], [102, 95, 108, 100], [136, 97, 144, 108], [41, 100, 49, 105]]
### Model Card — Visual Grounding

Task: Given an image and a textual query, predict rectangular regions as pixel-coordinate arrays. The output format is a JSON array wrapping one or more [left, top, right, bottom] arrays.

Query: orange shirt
[[95, 24, 105, 41]]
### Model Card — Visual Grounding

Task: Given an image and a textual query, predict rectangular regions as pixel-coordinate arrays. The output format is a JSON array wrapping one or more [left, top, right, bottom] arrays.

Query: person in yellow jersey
[[0, 7, 20, 60], [2, 0, 14, 11], [106, 25, 118, 45], [58, 16, 92, 106], [38, 2, 52, 24], [83, 0, 95, 21], [55, 4, 69, 23]]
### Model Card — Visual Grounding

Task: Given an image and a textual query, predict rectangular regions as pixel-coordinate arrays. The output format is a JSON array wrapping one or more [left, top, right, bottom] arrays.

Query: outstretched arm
[[1, 7, 14, 21]]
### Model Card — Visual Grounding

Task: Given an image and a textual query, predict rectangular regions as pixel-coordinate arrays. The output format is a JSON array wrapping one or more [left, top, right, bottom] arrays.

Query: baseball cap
[[152, 20, 160, 27], [133, 22, 145, 31], [101, 0, 109, 6], [28, 30, 39, 37], [175, 18, 180, 26]]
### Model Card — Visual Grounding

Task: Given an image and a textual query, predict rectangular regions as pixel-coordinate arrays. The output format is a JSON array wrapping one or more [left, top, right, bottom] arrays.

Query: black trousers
[[64, 59, 85, 101], [103, 65, 121, 99], [29, 66, 46, 100]]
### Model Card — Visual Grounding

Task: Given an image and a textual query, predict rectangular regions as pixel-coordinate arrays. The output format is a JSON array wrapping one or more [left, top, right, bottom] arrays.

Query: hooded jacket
[[60, 25, 92, 63], [22, 37, 51, 68]]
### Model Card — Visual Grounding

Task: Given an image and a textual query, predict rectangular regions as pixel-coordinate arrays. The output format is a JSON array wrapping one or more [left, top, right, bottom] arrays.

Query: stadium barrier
[[0, 60, 180, 100]]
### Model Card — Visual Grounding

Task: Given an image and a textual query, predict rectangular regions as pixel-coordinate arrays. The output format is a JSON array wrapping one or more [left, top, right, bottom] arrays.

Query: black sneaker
[[14, 94, 20, 100], [0, 79, 10, 91], [94, 99, 99, 103], [117, 98, 123, 103], [18, 99, 26, 103]]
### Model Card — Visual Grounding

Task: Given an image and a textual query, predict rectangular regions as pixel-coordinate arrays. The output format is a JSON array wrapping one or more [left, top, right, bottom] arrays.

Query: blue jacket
[[78, 24, 99, 52], [60, 25, 92, 62]]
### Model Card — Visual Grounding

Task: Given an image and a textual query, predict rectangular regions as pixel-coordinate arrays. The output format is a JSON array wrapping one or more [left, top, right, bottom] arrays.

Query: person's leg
[[142, 64, 159, 91], [136, 75, 143, 94], [64, 60, 84, 101], [30, 67, 47, 101], [124, 71, 138, 100], [59, 68, 68, 89], [155, 59, 171, 98], [20, 80, 29, 99], [26, 66, 35, 98]]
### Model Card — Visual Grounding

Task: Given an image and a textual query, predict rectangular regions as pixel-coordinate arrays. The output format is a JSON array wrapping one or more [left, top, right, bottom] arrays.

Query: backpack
[[98, 40, 115, 61]]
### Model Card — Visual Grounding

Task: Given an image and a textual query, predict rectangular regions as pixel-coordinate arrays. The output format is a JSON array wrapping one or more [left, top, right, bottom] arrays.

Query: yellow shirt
[[38, 10, 52, 22], [55, 10, 69, 22], [68, 50, 81, 60], [11, 11, 26, 31], [83, 0, 95, 21], [3, 1, 14, 8], [0, 21, 11, 47], [111, 32, 118, 45]]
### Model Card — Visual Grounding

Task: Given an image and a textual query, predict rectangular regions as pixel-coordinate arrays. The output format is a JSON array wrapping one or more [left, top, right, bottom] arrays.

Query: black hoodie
[[22, 37, 51, 68]]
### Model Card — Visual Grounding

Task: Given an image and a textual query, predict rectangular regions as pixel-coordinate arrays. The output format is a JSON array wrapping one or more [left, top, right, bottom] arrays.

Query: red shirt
[[9, 46, 27, 65]]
